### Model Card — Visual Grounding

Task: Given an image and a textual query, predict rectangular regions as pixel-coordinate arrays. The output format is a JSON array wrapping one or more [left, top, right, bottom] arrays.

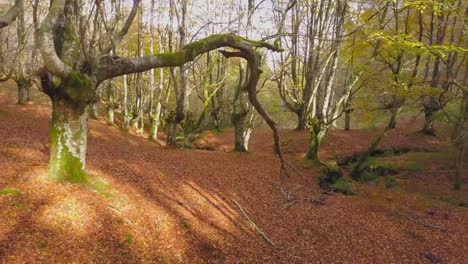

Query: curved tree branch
[[219, 49, 287, 177], [37, 0, 71, 79], [96, 33, 282, 82], [0, 0, 22, 29]]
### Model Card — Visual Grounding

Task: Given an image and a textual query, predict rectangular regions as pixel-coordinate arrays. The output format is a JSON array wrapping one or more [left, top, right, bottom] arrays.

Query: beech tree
[[0, 0, 22, 29], [34, 0, 282, 182]]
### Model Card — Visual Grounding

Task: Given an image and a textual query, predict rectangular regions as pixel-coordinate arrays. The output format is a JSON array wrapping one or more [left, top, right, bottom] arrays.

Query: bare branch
[[37, 0, 71, 79], [0, 0, 23, 29]]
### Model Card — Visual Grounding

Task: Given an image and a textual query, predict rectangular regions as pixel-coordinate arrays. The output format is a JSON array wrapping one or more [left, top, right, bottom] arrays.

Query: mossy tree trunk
[[48, 98, 89, 183], [305, 118, 327, 161]]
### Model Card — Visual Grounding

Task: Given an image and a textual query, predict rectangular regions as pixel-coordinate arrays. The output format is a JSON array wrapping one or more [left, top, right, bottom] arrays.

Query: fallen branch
[[231, 197, 275, 246], [400, 214, 446, 231]]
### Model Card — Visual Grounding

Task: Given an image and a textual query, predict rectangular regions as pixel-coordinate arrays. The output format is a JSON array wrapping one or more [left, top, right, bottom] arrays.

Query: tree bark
[[305, 118, 326, 161], [344, 110, 351, 131], [295, 109, 306, 130], [422, 109, 436, 135], [90, 101, 99, 120], [232, 110, 249, 152], [0, 0, 23, 29], [454, 143, 465, 190], [48, 98, 88, 183], [15, 77, 31, 105]]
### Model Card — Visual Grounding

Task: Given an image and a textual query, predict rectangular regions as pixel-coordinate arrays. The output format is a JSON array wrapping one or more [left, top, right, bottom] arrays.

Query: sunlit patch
[[38, 197, 98, 236]]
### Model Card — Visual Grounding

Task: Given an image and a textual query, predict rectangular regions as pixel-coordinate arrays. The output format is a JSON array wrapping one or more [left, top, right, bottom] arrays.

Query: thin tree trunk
[[344, 110, 351, 131], [123, 74, 131, 131], [106, 81, 115, 125]]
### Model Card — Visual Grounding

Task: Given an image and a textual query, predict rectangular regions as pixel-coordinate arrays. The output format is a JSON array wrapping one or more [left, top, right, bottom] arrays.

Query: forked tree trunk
[[48, 98, 88, 183]]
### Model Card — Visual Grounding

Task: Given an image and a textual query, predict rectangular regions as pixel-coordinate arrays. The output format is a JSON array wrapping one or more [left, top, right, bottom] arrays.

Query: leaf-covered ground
[[0, 81, 467, 263]]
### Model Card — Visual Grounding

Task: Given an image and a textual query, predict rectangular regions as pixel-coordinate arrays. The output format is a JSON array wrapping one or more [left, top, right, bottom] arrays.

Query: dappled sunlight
[[37, 197, 99, 236]]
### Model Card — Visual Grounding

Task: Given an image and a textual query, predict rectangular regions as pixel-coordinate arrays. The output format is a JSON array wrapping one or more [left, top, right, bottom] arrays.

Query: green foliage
[[318, 161, 343, 189], [332, 179, 354, 195], [359, 170, 379, 183], [0, 189, 21, 195], [439, 196, 468, 208]]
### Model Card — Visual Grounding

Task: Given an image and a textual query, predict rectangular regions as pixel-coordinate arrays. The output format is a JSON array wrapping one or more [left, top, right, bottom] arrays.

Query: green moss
[[0, 189, 21, 195], [48, 125, 88, 184], [332, 179, 354, 195], [318, 161, 343, 189], [158, 52, 187, 66], [439, 196, 468, 208], [68, 71, 90, 89]]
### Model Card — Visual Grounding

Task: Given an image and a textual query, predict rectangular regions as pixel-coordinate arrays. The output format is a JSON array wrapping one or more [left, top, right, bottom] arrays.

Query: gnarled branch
[[95, 34, 282, 82], [37, 0, 71, 79], [0, 0, 22, 29]]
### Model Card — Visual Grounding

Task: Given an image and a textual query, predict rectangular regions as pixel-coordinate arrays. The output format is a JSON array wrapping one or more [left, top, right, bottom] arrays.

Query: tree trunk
[[306, 122, 326, 161], [295, 109, 306, 130], [16, 79, 29, 105], [232, 110, 248, 152], [90, 101, 99, 120], [48, 99, 88, 183], [454, 143, 465, 190], [166, 112, 178, 146], [344, 110, 351, 131], [387, 107, 400, 130], [123, 75, 131, 131], [107, 106, 114, 126], [422, 109, 436, 135], [106, 81, 115, 125]]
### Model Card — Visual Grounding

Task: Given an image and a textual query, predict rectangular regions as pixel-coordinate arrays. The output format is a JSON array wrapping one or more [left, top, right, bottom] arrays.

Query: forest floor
[[0, 81, 467, 263]]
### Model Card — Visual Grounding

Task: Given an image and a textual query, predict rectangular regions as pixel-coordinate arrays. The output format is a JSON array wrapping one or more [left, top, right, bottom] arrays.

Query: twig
[[402, 214, 446, 231], [231, 198, 275, 246], [281, 199, 298, 210]]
